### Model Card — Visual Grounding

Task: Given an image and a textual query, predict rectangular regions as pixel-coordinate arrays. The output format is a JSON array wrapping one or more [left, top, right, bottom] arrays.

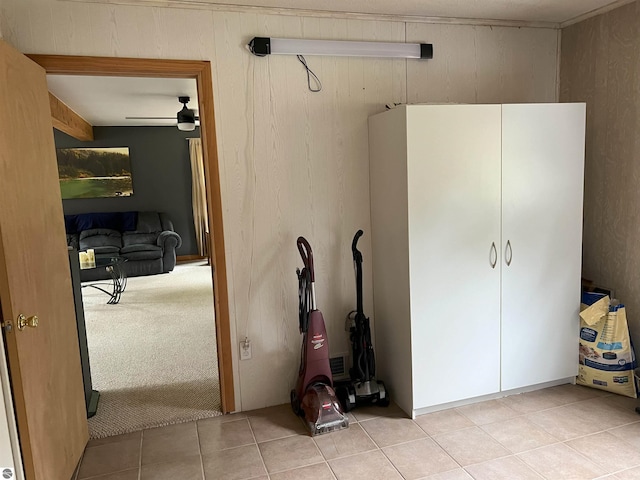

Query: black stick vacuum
[[336, 230, 389, 411]]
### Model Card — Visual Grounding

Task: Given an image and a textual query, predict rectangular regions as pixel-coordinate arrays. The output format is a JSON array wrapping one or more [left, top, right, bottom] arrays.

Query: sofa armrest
[[157, 231, 182, 272], [159, 212, 175, 233]]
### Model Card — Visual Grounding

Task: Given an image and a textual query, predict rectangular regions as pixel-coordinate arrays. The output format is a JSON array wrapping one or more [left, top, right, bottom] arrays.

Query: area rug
[[82, 261, 222, 438]]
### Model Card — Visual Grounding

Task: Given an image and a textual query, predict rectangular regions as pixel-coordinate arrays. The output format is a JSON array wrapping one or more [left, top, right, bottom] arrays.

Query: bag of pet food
[[578, 293, 637, 398]]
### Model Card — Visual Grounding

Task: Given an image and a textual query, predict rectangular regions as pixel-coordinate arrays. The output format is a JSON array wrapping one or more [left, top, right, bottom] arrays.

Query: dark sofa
[[65, 211, 182, 281]]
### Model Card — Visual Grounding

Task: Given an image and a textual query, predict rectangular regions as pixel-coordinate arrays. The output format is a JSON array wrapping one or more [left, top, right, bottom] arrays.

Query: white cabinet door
[[501, 104, 585, 391], [406, 105, 502, 409]]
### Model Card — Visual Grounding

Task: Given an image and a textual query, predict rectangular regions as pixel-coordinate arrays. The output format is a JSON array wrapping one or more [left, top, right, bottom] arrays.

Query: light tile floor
[[74, 384, 640, 480]]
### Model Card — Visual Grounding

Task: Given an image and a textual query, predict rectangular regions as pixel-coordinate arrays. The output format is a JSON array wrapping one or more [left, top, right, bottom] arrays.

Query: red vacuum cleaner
[[290, 236, 349, 436]]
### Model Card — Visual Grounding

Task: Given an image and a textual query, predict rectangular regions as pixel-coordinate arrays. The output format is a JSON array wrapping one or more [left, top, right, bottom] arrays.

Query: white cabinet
[[368, 104, 585, 418]]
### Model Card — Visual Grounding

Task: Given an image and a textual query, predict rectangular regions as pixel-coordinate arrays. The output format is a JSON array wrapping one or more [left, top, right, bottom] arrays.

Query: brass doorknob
[[17, 314, 38, 331]]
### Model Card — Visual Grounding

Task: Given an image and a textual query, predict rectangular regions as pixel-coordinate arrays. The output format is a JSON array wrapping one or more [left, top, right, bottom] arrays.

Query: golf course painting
[[56, 147, 134, 199]]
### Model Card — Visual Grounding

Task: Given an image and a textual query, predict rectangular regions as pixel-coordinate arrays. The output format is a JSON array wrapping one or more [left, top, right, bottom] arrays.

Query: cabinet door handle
[[489, 242, 497, 269], [505, 240, 512, 266]]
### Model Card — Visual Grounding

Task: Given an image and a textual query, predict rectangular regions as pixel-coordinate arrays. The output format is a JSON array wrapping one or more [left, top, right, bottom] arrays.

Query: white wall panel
[[0, 337, 21, 478], [0, 0, 558, 412], [406, 22, 558, 104]]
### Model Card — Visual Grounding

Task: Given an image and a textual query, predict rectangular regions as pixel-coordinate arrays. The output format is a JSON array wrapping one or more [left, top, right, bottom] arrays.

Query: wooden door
[[501, 103, 586, 391], [405, 105, 502, 410], [0, 40, 88, 479]]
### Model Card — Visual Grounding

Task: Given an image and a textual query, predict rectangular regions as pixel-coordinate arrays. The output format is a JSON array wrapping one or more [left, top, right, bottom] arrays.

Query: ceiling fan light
[[177, 121, 196, 132], [177, 104, 196, 131]]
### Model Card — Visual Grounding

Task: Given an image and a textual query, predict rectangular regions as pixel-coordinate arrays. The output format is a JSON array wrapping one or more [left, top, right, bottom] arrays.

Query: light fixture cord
[[296, 55, 322, 93]]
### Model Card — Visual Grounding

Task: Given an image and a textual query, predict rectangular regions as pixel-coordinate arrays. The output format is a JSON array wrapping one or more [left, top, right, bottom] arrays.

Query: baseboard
[[412, 377, 575, 419], [176, 255, 208, 264]]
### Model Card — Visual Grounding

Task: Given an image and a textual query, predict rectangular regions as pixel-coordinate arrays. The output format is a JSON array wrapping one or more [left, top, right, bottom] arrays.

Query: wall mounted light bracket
[[248, 37, 433, 59]]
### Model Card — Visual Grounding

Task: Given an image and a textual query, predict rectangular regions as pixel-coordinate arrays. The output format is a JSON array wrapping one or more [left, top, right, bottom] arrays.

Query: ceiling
[[126, 0, 625, 24], [46, 75, 199, 127], [46, 0, 625, 128]]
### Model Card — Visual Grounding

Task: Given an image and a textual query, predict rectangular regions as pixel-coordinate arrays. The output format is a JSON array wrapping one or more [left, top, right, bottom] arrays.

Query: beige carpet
[[82, 261, 222, 438]]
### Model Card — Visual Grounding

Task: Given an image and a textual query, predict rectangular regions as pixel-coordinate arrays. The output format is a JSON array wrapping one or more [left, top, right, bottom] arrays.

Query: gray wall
[[54, 126, 199, 256]]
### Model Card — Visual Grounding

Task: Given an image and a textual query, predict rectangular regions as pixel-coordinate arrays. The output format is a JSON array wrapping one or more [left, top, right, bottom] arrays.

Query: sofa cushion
[[92, 246, 121, 255], [122, 259, 163, 278], [121, 244, 162, 261], [136, 212, 163, 233], [79, 229, 122, 250], [122, 232, 158, 247]]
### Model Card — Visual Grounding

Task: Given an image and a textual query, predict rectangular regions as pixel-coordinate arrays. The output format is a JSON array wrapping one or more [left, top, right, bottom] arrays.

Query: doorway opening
[[28, 55, 235, 436]]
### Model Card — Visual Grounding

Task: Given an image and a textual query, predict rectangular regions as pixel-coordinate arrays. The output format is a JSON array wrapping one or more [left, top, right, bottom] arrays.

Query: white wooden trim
[[60, 0, 561, 29], [0, 336, 24, 480], [560, 0, 636, 27], [412, 377, 575, 419]]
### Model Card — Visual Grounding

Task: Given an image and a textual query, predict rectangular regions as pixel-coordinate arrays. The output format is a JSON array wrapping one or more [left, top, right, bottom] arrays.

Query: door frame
[[27, 54, 235, 413]]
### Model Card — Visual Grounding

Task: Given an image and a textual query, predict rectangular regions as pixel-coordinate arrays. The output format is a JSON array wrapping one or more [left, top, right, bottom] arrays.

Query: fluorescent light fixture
[[248, 37, 433, 59]]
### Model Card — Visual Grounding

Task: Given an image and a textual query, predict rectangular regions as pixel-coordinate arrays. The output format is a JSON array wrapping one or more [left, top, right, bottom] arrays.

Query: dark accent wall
[[54, 126, 200, 256]]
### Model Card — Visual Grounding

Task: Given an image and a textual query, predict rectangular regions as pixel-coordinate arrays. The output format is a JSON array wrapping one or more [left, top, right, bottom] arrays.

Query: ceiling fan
[[125, 96, 199, 131]]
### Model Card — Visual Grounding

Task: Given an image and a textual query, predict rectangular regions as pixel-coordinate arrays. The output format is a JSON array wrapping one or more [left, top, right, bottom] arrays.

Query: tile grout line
[[526, 414, 640, 447], [443, 393, 640, 452], [476, 410, 565, 446], [606, 465, 640, 478], [473, 410, 639, 463], [356, 414, 409, 478], [561, 435, 640, 476], [137, 430, 144, 480], [194, 421, 206, 480], [74, 448, 85, 480], [509, 434, 633, 479], [266, 460, 327, 477], [246, 415, 270, 479], [547, 418, 640, 446], [462, 455, 547, 480], [453, 400, 521, 425], [426, 426, 501, 473], [559, 441, 614, 475], [457, 390, 623, 426], [310, 427, 339, 480], [410, 420, 466, 475]]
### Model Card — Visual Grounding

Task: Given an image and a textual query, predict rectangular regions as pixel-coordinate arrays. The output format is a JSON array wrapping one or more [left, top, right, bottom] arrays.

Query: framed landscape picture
[[56, 147, 134, 199]]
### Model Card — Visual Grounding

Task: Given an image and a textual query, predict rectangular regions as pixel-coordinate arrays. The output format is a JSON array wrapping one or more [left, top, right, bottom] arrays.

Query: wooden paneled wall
[[560, 1, 640, 347], [407, 23, 558, 104], [1, 0, 559, 411]]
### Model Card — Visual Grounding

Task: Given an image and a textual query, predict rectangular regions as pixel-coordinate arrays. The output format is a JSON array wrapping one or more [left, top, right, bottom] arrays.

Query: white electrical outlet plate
[[240, 341, 252, 360]]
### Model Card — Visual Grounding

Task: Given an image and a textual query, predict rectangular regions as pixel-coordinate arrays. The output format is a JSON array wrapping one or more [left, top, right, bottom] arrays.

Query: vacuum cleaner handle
[[297, 236, 315, 282], [351, 229, 364, 262], [351, 230, 364, 316]]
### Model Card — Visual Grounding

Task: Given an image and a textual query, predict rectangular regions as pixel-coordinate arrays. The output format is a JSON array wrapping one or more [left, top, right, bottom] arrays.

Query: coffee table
[[81, 256, 128, 304]]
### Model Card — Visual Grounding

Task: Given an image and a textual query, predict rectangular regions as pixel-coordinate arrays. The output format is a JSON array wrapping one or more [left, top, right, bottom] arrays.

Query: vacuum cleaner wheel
[[290, 389, 301, 416], [336, 384, 356, 413], [376, 381, 390, 407]]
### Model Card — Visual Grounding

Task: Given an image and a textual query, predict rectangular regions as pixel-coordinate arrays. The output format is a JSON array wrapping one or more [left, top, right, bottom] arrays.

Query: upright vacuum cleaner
[[291, 236, 349, 436], [337, 230, 389, 412]]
